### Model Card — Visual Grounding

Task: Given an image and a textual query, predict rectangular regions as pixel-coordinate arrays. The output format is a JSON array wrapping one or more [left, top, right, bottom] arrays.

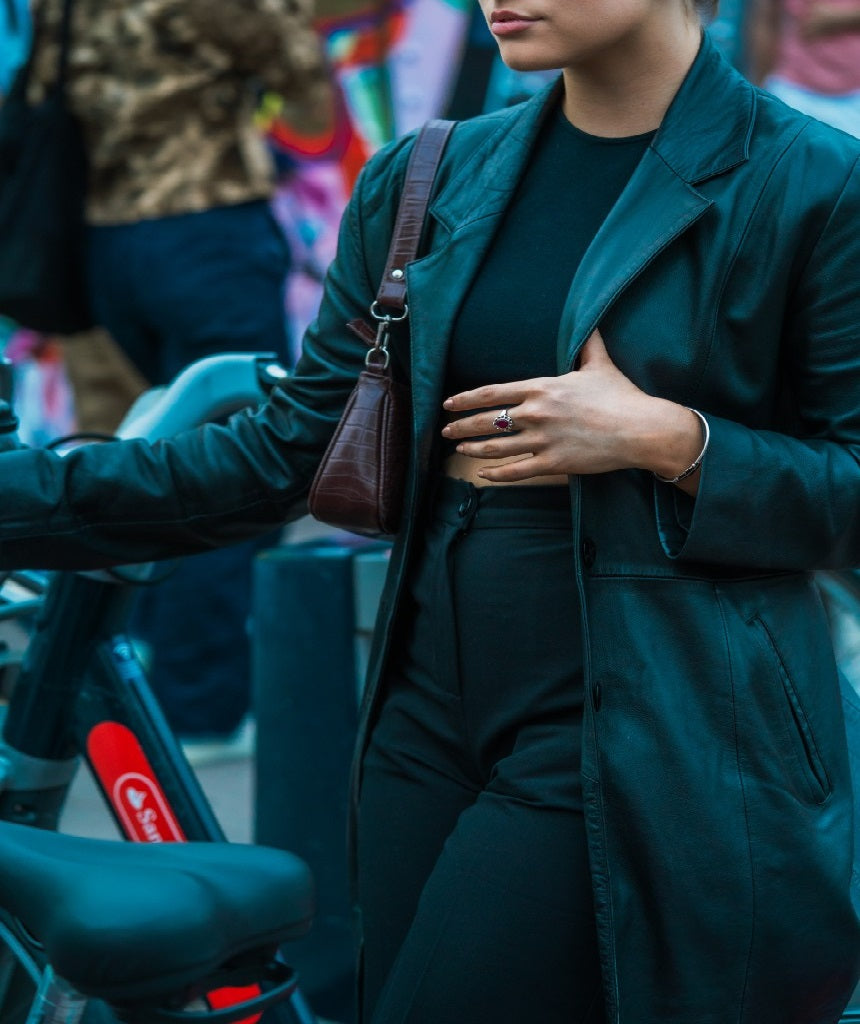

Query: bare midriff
[[443, 450, 569, 488]]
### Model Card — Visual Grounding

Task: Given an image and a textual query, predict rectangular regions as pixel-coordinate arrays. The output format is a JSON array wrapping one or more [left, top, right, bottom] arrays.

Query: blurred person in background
[[27, 0, 330, 750], [2, 1, 139, 443], [747, 0, 860, 136]]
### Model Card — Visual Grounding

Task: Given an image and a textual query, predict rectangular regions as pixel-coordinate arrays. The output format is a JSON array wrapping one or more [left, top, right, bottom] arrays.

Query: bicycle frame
[[0, 353, 320, 1024], [0, 570, 227, 840]]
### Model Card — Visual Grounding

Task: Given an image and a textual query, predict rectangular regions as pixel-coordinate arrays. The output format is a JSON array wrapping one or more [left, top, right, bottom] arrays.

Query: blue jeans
[[86, 201, 290, 736], [86, 200, 291, 385]]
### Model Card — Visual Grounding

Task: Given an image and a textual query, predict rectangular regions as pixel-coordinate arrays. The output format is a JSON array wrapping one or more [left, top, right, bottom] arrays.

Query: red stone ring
[[492, 409, 515, 432]]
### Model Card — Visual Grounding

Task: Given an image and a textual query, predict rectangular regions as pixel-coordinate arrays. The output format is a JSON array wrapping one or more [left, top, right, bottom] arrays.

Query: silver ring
[[492, 409, 514, 432]]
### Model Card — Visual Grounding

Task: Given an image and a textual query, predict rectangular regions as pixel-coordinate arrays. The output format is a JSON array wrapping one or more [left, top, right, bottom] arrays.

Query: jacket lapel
[[557, 31, 756, 369], [555, 151, 713, 370], [406, 81, 560, 455]]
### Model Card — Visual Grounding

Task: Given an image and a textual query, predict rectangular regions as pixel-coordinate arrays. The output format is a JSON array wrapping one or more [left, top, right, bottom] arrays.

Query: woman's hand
[[441, 329, 704, 493]]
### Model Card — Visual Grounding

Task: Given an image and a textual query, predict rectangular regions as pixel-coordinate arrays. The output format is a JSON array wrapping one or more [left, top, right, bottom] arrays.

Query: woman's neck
[[562, 17, 702, 138]]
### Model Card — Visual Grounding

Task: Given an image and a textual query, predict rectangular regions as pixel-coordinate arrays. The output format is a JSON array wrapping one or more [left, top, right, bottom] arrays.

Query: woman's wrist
[[632, 398, 705, 484]]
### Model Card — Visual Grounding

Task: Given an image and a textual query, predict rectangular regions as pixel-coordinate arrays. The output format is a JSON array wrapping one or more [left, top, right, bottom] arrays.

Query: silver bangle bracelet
[[653, 408, 710, 485]]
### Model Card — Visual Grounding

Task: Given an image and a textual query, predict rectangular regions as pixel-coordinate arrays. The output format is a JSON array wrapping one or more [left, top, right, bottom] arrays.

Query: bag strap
[[348, 118, 455, 354], [374, 119, 455, 317]]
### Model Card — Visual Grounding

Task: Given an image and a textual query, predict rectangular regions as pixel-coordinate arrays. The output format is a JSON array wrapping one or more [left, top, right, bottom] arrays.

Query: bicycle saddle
[[0, 820, 314, 1004]]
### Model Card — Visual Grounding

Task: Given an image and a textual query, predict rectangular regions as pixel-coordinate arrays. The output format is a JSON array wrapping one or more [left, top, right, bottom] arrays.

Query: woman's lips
[[490, 9, 541, 36]]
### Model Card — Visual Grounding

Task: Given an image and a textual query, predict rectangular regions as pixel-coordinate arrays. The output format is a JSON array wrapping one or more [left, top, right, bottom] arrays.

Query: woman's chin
[[497, 51, 562, 74]]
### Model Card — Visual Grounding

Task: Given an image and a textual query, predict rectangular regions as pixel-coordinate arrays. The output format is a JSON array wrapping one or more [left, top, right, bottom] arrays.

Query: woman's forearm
[[629, 398, 704, 496]]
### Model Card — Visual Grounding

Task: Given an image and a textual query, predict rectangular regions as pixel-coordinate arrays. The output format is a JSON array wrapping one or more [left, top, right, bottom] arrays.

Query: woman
[[1, 1, 859, 1021]]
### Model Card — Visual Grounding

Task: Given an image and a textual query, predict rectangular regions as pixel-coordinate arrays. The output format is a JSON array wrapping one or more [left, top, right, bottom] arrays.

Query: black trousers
[[357, 478, 605, 1023]]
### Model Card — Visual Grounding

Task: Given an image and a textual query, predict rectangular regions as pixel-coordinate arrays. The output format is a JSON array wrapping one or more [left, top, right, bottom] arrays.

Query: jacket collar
[[652, 30, 755, 184], [431, 31, 755, 229]]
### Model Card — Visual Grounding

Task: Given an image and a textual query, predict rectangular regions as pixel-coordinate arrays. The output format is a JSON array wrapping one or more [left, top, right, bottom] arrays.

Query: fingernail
[[441, 426, 451, 437], [456, 444, 464, 453], [443, 398, 454, 409]]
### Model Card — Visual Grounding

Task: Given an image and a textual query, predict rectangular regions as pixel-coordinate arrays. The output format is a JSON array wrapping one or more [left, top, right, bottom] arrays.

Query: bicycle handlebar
[[84, 352, 289, 584], [116, 352, 289, 443]]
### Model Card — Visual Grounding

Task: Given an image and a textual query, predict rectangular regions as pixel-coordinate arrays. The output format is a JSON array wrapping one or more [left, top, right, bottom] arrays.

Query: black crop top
[[442, 105, 654, 448]]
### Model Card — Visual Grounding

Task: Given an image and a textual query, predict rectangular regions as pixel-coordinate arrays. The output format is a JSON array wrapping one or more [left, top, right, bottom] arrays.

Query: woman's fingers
[[453, 433, 535, 459], [476, 454, 552, 483], [442, 380, 531, 413], [442, 406, 524, 440]]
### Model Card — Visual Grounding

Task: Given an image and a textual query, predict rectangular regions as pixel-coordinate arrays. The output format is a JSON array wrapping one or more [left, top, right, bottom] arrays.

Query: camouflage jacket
[[29, 0, 329, 224]]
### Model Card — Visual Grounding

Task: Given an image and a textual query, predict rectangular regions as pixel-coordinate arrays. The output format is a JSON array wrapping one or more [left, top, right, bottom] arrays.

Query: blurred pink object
[[4, 328, 75, 444], [773, 0, 860, 94]]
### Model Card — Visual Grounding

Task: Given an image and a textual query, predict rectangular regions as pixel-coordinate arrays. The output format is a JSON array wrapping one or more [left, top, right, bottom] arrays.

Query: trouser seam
[[370, 899, 457, 1023]]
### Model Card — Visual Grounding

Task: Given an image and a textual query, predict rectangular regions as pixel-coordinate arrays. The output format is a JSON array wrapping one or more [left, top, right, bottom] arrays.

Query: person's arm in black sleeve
[[0, 136, 414, 571]]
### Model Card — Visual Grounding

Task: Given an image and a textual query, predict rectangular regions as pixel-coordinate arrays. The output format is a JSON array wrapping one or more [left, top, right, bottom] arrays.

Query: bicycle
[[0, 352, 328, 1024]]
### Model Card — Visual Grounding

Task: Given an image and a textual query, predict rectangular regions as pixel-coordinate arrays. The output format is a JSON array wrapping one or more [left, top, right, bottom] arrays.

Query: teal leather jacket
[[1, 33, 859, 1023]]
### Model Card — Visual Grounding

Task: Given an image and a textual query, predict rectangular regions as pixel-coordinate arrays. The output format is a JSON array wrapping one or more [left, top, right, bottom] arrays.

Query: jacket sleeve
[[0, 142, 407, 571], [654, 154, 860, 571]]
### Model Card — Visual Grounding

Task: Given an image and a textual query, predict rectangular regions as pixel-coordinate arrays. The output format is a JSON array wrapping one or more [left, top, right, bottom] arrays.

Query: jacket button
[[581, 538, 596, 569], [592, 681, 602, 711], [458, 494, 475, 518]]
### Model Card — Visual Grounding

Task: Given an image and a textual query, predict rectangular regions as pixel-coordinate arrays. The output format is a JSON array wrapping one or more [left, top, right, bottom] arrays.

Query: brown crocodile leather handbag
[[307, 119, 454, 537]]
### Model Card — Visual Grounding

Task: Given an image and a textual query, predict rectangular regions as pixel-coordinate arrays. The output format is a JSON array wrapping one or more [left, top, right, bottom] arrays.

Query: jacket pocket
[[748, 613, 832, 804]]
